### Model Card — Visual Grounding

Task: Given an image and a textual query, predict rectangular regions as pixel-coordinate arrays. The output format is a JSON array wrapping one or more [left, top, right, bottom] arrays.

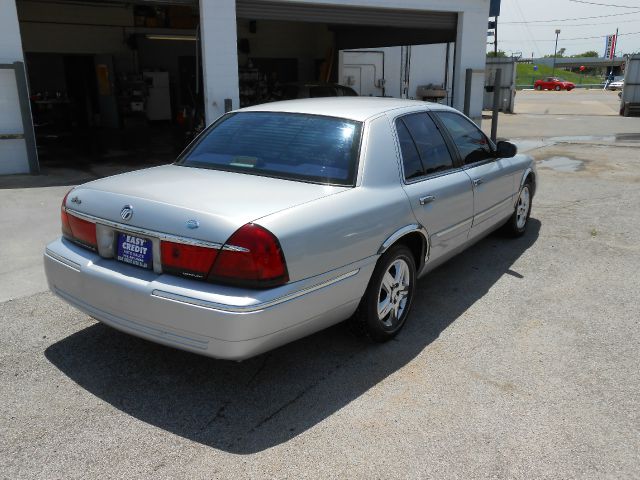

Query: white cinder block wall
[[0, 0, 31, 175]]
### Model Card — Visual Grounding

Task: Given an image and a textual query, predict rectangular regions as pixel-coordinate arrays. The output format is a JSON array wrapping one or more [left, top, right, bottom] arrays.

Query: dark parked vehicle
[[281, 82, 358, 100]]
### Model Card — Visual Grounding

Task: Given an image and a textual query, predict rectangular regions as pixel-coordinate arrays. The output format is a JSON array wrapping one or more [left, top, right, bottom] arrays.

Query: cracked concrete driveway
[[1, 91, 639, 479]]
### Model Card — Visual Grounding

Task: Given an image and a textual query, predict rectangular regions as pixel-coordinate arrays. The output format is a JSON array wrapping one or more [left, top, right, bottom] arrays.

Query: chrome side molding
[[151, 269, 360, 313], [378, 224, 430, 264]]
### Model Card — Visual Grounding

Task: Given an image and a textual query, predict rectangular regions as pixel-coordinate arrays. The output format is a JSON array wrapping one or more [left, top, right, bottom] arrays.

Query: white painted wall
[[340, 44, 454, 102], [199, 0, 240, 121], [453, 9, 489, 124], [0, 0, 31, 175]]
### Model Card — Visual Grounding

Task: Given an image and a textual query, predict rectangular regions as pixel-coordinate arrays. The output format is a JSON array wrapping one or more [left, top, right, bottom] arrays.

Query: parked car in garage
[[534, 77, 575, 91], [44, 98, 536, 360], [280, 82, 358, 100]]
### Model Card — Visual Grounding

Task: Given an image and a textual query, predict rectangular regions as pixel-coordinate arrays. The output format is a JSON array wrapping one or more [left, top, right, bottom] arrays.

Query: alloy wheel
[[377, 259, 411, 328], [516, 185, 531, 230]]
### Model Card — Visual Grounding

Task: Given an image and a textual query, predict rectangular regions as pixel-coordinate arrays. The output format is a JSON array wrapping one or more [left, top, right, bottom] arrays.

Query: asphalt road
[[1, 92, 639, 479]]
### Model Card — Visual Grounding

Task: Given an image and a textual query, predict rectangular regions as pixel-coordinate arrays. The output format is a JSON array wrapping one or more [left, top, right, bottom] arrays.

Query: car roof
[[237, 97, 455, 122]]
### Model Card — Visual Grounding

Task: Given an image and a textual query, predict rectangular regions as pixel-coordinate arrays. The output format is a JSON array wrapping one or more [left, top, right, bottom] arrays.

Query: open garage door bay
[[236, 1, 457, 48]]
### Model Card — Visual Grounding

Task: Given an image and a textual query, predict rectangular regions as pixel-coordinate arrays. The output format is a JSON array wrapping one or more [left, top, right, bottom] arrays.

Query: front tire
[[504, 181, 533, 237], [535, 85, 542, 91], [351, 244, 416, 342]]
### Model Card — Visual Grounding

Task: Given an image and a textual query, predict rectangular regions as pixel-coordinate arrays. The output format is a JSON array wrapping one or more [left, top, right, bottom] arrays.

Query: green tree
[[543, 48, 566, 58], [573, 51, 599, 58], [487, 50, 508, 58]]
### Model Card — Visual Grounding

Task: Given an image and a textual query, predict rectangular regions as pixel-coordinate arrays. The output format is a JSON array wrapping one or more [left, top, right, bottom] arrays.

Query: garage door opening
[[234, 1, 458, 110], [18, 0, 204, 174], [16, 0, 462, 176]]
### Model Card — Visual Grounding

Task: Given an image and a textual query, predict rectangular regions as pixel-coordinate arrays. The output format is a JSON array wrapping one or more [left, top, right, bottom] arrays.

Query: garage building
[[0, 0, 491, 175]]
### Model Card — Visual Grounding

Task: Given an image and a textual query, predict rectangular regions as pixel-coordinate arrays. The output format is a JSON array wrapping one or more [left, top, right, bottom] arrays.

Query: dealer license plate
[[116, 233, 153, 269]]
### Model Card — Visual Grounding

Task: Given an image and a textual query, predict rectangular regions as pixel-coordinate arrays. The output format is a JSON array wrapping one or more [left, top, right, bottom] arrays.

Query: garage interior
[[17, 0, 458, 172]]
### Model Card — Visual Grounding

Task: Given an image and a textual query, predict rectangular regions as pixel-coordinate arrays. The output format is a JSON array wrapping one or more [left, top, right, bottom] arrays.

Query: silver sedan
[[44, 98, 536, 360]]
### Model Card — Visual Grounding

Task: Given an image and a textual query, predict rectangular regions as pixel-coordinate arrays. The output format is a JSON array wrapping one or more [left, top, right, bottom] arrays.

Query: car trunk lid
[[65, 164, 349, 244]]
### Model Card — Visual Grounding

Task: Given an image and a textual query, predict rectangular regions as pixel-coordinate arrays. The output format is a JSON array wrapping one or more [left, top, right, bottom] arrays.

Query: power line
[[501, 10, 640, 24], [502, 30, 640, 42], [504, 17, 640, 28], [568, 0, 638, 8], [514, 0, 543, 56]]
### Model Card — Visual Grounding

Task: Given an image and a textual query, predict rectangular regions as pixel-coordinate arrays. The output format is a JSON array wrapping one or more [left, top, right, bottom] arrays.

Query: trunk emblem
[[186, 219, 200, 229], [70, 196, 81, 205], [120, 205, 134, 221]]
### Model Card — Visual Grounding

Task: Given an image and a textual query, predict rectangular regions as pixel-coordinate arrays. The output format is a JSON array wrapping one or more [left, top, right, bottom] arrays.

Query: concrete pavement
[[1, 91, 639, 479]]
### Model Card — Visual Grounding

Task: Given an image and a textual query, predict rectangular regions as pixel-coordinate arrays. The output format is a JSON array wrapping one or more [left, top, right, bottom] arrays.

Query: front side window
[[436, 112, 493, 165], [178, 112, 361, 186], [395, 113, 455, 180]]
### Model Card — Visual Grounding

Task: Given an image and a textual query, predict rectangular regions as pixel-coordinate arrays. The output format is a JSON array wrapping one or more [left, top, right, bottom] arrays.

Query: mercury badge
[[120, 205, 134, 221], [70, 196, 81, 205], [186, 219, 200, 229]]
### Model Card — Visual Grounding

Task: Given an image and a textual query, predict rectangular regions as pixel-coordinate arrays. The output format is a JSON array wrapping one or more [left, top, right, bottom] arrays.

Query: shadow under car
[[45, 219, 540, 454]]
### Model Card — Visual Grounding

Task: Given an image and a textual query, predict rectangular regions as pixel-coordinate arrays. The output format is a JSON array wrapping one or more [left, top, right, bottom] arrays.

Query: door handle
[[473, 178, 484, 187], [419, 195, 436, 205]]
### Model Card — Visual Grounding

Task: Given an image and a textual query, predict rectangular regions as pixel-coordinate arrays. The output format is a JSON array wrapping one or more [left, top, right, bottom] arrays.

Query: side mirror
[[495, 141, 517, 158]]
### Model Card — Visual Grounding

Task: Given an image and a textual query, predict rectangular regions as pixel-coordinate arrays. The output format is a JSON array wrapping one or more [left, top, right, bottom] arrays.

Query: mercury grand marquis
[[44, 97, 536, 360]]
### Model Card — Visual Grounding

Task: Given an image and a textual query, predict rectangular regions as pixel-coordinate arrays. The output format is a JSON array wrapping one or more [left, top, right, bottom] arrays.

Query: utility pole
[[552, 29, 561, 77]]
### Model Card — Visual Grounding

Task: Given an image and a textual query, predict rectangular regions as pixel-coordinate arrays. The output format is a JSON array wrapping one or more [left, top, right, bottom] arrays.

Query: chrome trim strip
[[65, 208, 231, 250], [378, 224, 431, 265], [151, 269, 360, 313], [519, 167, 535, 201], [474, 197, 512, 224], [45, 249, 81, 272], [434, 217, 473, 238]]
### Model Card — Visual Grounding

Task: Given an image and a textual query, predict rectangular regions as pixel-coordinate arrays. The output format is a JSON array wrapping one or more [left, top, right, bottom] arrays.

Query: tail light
[[61, 190, 97, 250], [208, 223, 289, 288], [61, 190, 73, 238], [160, 241, 218, 279]]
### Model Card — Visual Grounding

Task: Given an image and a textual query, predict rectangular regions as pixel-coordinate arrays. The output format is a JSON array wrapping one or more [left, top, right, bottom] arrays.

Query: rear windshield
[[178, 112, 362, 186]]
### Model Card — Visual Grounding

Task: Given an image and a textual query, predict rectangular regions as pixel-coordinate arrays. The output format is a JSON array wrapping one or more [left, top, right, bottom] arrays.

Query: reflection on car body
[[44, 98, 537, 360]]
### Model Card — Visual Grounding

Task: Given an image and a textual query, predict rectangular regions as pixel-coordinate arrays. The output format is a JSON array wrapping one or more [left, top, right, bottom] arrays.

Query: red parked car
[[534, 77, 575, 91]]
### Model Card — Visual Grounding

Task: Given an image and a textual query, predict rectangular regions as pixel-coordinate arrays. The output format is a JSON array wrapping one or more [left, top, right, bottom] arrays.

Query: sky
[[493, 0, 640, 58]]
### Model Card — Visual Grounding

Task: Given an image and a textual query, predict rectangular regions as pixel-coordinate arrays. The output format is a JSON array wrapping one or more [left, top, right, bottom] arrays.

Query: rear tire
[[351, 244, 416, 342], [555, 85, 561, 91], [504, 181, 533, 237], [535, 85, 542, 91]]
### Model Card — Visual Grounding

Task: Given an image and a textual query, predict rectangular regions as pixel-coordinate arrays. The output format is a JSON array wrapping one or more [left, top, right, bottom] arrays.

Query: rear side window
[[396, 121, 424, 180], [435, 111, 493, 165], [178, 112, 362, 186], [395, 113, 455, 180]]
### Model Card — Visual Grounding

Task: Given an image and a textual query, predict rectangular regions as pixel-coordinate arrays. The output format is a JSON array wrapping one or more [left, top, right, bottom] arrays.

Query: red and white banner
[[604, 34, 617, 60]]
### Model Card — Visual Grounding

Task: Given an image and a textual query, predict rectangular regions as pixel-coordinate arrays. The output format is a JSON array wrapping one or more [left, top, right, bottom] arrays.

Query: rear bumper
[[44, 238, 375, 360]]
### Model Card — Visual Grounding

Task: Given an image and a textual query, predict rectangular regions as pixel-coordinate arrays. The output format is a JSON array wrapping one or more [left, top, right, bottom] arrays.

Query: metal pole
[[491, 68, 502, 142], [552, 30, 560, 77], [463, 68, 472, 116]]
